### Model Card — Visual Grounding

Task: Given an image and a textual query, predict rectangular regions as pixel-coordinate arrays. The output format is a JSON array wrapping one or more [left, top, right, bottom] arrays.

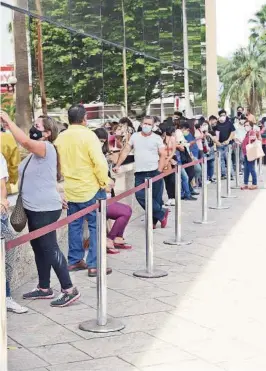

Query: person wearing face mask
[[0, 111, 80, 308], [113, 116, 169, 229], [214, 109, 235, 179], [241, 121, 261, 190]]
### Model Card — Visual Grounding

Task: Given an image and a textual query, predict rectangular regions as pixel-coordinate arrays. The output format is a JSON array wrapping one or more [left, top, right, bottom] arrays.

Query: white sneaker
[[165, 199, 173, 206], [6, 297, 28, 314], [170, 199, 176, 206]]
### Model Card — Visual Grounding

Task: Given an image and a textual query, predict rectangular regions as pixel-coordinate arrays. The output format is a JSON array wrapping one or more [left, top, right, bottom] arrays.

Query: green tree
[[219, 43, 266, 114]]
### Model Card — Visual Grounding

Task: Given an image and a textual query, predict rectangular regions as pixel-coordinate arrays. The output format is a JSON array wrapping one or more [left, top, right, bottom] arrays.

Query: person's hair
[[174, 111, 182, 118], [218, 109, 227, 116], [186, 119, 196, 135], [119, 117, 135, 132], [239, 114, 246, 120], [153, 116, 161, 124], [68, 104, 86, 124], [237, 106, 244, 111], [94, 128, 109, 155], [209, 115, 217, 121], [180, 121, 190, 131], [162, 125, 175, 137], [260, 117, 266, 125], [38, 115, 61, 181], [142, 115, 155, 123], [246, 120, 254, 127]]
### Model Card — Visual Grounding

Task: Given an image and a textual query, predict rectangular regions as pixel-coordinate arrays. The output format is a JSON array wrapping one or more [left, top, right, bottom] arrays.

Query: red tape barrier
[[6, 158, 203, 250]]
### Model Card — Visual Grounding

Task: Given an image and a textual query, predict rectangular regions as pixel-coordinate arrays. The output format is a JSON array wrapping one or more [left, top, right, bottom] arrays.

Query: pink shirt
[[241, 130, 258, 156]]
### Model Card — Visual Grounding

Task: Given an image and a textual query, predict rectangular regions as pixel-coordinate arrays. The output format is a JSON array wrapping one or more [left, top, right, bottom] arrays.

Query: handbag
[[10, 156, 32, 232], [246, 140, 264, 161]]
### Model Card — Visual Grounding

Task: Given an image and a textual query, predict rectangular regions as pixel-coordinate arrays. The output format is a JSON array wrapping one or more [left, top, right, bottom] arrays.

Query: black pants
[[25, 209, 72, 290], [164, 172, 175, 199]]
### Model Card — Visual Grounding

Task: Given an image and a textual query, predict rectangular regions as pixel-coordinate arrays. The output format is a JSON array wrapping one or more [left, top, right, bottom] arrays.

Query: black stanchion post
[[79, 199, 125, 333], [0, 238, 7, 371], [194, 157, 215, 224], [164, 165, 192, 245], [134, 178, 168, 278]]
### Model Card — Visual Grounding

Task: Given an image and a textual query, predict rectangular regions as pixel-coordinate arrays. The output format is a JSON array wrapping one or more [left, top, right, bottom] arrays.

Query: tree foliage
[[28, 0, 204, 111], [218, 5, 266, 114]]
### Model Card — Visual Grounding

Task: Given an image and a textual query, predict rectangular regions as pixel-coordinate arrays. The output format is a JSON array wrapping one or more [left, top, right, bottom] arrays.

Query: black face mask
[[29, 126, 43, 140]]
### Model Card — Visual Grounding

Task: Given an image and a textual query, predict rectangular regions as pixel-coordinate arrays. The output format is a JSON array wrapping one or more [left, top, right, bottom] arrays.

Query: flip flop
[[107, 248, 120, 254], [114, 243, 132, 250]]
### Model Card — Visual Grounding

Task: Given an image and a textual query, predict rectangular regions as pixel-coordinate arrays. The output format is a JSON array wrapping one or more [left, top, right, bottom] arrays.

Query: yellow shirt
[[55, 125, 109, 202], [0, 132, 21, 194]]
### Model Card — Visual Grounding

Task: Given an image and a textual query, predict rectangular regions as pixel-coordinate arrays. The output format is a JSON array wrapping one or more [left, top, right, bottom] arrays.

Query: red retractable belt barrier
[[6, 159, 203, 250]]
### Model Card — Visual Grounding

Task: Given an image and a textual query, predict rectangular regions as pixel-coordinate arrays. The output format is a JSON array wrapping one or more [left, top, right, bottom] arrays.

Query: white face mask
[[219, 116, 226, 123], [202, 125, 208, 132], [245, 126, 251, 132]]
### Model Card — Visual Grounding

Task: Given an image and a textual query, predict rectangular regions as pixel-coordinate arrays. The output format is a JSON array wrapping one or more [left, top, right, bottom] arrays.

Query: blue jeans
[[6, 281, 11, 297], [207, 159, 215, 179], [135, 170, 165, 225], [244, 156, 257, 185], [181, 168, 191, 198], [218, 145, 234, 177], [194, 163, 202, 186], [67, 190, 106, 268]]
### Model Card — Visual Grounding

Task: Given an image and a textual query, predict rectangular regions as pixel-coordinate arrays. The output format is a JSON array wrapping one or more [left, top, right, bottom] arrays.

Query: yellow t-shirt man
[[0, 131, 21, 194], [55, 125, 109, 202]]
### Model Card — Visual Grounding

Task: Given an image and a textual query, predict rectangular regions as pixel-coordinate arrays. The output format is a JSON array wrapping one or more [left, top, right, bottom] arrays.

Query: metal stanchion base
[[133, 269, 168, 278], [193, 220, 215, 225], [209, 205, 230, 210], [221, 195, 237, 199], [164, 239, 192, 246], [79, 318, 125, 333]]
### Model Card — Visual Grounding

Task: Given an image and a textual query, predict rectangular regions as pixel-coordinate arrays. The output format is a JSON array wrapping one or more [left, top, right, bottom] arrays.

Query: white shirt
[[129, 132, 165, 172], [175, 129, 186, 144], [0, 153, 8, 181]]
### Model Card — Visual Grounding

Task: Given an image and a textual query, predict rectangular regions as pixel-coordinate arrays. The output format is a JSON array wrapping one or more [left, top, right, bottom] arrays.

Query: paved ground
[[7, 174, 266, 371]]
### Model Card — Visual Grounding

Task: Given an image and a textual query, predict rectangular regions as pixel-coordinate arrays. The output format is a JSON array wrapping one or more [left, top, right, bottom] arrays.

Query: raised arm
[[0, 111, 46, 158], [113, 143, 132, 171]]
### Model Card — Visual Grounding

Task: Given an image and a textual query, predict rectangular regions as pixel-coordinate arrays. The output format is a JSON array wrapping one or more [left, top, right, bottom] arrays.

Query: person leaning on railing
[[113, 115, 169, 230], [55, 104, 111, 277], [94, 127, 133, 255], [0, 111, 80, 308]]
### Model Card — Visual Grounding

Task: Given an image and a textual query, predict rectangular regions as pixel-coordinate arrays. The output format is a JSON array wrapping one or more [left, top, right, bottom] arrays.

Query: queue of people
[[0, 104, 265, 314]]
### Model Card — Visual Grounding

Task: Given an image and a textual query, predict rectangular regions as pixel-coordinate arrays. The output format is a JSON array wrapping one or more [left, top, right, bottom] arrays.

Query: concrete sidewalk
[[7, 177, 266, 371]]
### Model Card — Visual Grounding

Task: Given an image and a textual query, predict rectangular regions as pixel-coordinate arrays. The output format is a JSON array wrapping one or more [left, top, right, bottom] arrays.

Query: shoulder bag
[[10, 156, 32, 232]]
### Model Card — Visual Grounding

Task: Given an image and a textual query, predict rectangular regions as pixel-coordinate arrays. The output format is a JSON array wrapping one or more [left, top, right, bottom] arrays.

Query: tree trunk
[[35, 0, 47, 114], [13, 5, 32, 131]]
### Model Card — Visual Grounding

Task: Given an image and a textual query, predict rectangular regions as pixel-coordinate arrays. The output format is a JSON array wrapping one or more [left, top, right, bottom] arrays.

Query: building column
[[205, 0, 218, 117]]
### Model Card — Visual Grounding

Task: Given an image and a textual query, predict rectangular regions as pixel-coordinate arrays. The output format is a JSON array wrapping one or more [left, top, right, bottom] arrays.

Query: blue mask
[[142, 125, 152, 134]]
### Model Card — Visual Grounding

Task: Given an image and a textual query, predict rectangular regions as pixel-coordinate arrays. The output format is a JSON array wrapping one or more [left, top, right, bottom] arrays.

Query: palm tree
[[249, 5, 266, 40], [13, 1, 32, 131], [219, 42, 266, 114]]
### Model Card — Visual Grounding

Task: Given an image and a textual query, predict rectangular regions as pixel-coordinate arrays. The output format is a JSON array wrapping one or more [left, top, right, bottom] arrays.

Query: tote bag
[[246, 140, 264, 161]]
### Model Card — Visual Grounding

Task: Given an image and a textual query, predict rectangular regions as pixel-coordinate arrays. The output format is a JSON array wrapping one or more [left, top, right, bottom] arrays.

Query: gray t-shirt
[[129, 132, 165, 172], [19, 142, 62, 212]]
